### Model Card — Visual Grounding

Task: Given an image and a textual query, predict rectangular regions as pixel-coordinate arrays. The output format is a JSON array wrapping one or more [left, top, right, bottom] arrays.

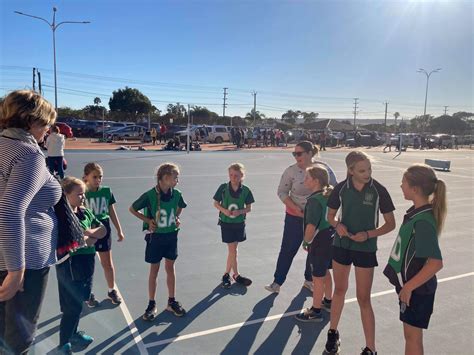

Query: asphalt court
[[31, 148, 473, 354]]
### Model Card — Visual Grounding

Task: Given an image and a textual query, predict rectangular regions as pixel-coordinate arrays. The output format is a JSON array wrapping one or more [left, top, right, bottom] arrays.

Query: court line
[[143, 271, 474, 349]]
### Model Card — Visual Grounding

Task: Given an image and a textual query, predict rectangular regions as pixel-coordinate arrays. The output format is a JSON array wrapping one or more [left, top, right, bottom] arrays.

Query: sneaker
[[143, 301, 157, 321], [264, 282, 280, 293], [295, 307, 323, 322], [321, 297, 332, 312], [303, 280, 314, 293], [57, 343, 72, 354], [85, 293, 99, 308], [108, 289, 122, 305], [234, 274, 252, 287], [324, 329, 340, 354], [167, 300, 186, 317], [360, 347, 377, 355], [70, 331, 94, 346], [222, 273, 232, 289]]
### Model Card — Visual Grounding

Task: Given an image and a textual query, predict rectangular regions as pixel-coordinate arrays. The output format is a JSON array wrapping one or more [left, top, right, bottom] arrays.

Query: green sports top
[[304, 191, 331, 240], [70, 207, 101, 256], [213, 182, 255, 224], [85, 186, 116, 221]]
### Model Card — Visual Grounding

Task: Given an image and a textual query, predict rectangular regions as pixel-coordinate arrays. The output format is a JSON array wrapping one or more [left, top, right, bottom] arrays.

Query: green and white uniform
[[70, 207, 102, 256], [85, 186, 116, 252]]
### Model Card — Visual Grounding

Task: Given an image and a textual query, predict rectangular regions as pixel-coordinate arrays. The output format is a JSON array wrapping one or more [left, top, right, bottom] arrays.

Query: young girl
[[56, 177, 106, 354], [83, 162, 125, 306], [295, 165, 334, 322], [384, 164, 445, 355], [129, 163, 187, 321], [324, 151, 396, 355], [213, 163, 255, 288]]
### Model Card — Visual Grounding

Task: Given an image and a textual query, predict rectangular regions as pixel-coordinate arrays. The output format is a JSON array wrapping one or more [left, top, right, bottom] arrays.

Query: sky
[[1, 0, 472, 120]]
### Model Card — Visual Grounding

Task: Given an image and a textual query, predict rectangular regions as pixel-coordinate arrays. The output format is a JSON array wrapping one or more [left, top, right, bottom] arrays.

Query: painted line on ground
[[143, 271, 474, 349]]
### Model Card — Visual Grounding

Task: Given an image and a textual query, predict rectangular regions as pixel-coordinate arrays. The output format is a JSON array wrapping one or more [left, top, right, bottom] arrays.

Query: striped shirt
[[0, 136, 62, 271], [277, 161, 337, 216]]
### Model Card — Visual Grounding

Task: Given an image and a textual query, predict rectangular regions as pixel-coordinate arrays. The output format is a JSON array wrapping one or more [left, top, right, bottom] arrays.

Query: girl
[[45, 125, 66, 179], [324, 151, 396, 355], [384, 164, 445, 355], [295, 165, 334, 322], [56, 177, 106, 354], [129, 163, 187, 321], [266, 141, 337, 294], [213, 163, 255, 288], [83, 162, 125, 306]]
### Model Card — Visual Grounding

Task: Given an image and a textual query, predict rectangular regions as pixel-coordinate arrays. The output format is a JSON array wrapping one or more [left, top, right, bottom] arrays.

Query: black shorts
[[399, 292, 435, 329], [145, 232, 178, 264], [309, 228, 334, 277], [220, 222, 246, 244], [95, 218, 112, 252], [332, 246, 378, 268]]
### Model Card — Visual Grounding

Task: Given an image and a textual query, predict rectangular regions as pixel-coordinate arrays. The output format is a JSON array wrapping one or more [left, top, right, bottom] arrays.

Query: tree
[[245, 109, 265, 121], [57, 106, 84, 119], [82, 105, 106, 118], [410, 114, 433, 132], [166, 103, 187, 119], [452, 111, 474, 121], [302, 112, 318, 123], [282, 110, 299, 123], [190, 106, 219, 123], [108, 87, 152, 121], [393, 112, 400, 123], [430, 114, 469, 134], [93, 97, 101, 106]]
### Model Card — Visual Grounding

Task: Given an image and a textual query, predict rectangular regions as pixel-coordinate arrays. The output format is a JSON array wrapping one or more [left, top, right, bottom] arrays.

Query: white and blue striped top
[[0, 136, 62, 271]]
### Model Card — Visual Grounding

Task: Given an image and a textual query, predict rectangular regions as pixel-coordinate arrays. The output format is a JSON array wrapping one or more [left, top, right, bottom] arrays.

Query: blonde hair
[[83, 162, 103, 178], [61, 176, 86, 195], [156, 162, 180, 182], [228, 162, 245, 177], [345, 150, 370, 177], [0, 90, 56, 130], [404, 164, 447, 234], [306, 165, 333, 197]]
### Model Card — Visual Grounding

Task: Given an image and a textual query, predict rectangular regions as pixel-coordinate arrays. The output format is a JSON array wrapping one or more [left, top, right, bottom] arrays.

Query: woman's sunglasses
[[292, 151, 306, 157]]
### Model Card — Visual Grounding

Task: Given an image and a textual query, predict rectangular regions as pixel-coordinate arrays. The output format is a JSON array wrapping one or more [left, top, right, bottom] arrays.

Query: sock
[[149, 299, 156, 306], [324, 297, 332, 303], [311, 306, 321, 313], [108, 288, 114, 293], [168, 297, 175, 304]]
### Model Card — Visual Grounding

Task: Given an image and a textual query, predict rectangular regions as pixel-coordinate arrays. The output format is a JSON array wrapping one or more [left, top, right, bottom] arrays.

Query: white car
[[176, 125, 230, 143]]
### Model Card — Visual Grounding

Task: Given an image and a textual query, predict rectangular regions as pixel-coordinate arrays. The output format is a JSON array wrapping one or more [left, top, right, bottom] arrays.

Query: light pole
[[14, 7, 90, 111], [417, 68, 441, 118]]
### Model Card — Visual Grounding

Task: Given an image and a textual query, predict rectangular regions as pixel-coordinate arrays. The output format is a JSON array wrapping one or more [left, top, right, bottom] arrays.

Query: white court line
[[143, 271, 474, 349]]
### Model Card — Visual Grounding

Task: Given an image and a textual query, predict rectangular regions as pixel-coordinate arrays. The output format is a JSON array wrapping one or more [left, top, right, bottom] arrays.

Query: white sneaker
[[264, 282, 280, 293], [303, 280, 314, 293]]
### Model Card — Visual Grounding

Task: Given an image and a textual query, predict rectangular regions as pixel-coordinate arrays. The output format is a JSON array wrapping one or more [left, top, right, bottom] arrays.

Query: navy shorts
[[145, 232, 178, 264], [95, 218, 112, 252], [332, 246, 378, 268], [399, 292, 435, 329], [220, 222, 246, 244], [309, 228, 334, 277]]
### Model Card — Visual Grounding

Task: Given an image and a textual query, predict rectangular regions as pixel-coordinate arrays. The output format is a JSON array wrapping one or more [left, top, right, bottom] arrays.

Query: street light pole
[[417, 68, 441, 118], [14, 7, 90, 111]]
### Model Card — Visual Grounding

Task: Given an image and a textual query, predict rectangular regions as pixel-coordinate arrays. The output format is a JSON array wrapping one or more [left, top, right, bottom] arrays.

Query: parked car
[[52, 122, 73, 138], [175, 125, 230, 143], [346, 132, 383, 147], [107, 125, 151, 142]]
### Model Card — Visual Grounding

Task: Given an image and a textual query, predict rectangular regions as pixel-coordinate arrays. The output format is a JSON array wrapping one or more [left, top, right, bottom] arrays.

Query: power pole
[[223, 87, 228, 124], [353, 98, 359, 131], [37, 70, 43, 95], [32, 67, 36, 91], [383, 101, 388, 131], [252, 91, 257, 126], [443, 106, 449, 115]]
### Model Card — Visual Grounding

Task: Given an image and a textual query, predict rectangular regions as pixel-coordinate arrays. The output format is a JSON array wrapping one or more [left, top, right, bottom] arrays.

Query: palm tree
[[393, 112, 400, 125], [93, 97, 101, 106]]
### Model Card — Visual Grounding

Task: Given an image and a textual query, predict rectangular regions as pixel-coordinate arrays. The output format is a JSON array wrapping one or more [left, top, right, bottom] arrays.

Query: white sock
[[109, 288, 114, 293]]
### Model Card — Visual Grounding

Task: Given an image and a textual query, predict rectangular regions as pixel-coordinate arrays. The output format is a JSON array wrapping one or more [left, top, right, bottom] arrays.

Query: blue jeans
[[273, 213, 312, 285], [46, 156, 64, 179]]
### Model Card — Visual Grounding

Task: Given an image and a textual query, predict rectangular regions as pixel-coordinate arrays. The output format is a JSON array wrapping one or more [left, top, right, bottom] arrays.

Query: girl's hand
[[175, 216, 181, 227], [399, 285, 413, 306], [223, 209, 232, 217], [336, 223, 349, 237], [350, 232, 368, 243], [147, 218, 157, 231], [117, 232, 125, 242], [85, 236, 97, 247]]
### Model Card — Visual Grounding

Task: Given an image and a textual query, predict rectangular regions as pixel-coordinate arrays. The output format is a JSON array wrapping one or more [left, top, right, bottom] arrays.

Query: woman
[[45, 125, 66, 179], [265, 141, 337, 293], [0, 90, 61, 354]]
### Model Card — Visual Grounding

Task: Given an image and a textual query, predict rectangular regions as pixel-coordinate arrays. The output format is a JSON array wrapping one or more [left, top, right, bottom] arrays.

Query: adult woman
[[0, 90, 61, 354], [265, 141, 337, 293], [45, 125, 66, 179]]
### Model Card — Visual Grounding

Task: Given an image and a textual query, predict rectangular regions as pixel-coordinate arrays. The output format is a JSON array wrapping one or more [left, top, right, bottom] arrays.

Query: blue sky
[[1, 0, 472, 120]]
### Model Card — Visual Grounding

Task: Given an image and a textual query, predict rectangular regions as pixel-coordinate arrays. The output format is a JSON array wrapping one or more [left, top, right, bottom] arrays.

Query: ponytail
[[431, 179, 447, 234]]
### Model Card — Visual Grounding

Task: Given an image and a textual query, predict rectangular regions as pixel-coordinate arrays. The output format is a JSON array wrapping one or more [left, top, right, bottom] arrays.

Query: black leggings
[[0, 267, 50, 355]]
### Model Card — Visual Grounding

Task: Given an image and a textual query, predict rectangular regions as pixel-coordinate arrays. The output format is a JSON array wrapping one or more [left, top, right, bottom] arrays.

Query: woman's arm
[[109, 204, 124, 241]]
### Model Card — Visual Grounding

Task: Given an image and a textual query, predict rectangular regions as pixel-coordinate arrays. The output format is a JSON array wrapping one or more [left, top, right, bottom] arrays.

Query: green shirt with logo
[[132, 187, 187, 234], [327, 178, 395, 252], [304, 191, 331, 239], [213, 182, 255, 224], [85, 186, 116, 221], [70, 207, 102, 256]]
